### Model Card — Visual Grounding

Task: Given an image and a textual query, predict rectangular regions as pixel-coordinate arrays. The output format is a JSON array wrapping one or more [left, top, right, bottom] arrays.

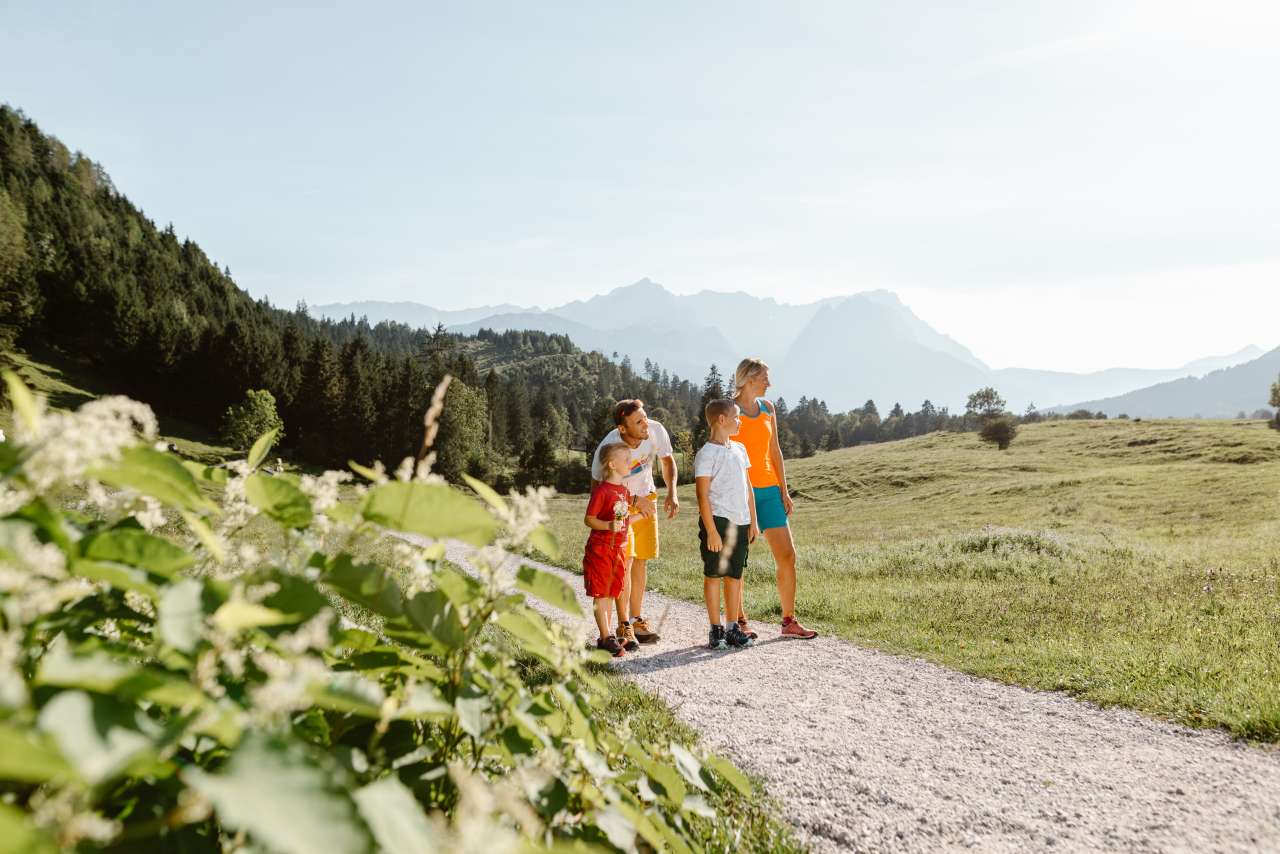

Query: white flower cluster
[[84, 482, 165, 531], [298, 469, 352, 512], [494, 485, 555, 551], [0, 521, 98, 626], [16, 395, 158, 492]]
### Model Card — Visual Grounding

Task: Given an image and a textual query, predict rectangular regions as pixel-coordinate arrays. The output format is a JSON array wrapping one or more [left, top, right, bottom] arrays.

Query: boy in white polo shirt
[[693, 399, 758, 650]]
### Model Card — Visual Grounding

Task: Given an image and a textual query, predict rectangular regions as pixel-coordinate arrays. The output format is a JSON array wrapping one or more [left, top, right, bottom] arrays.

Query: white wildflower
[[20, 396, 158, 491], [494, 486, 554, 550], [124, 590, 156, 619], [62, 811, 121, 846], [278, 608, 334, 655], [250, 651, 330, 720], [133, 496, 165, 531], [298, 469, 351, 512], [235, 543, 261, 568], [394, 456, 416, 483], [0, 483, 31, 516], [243, 581, 280, 604], [195, 650, 226, 698]]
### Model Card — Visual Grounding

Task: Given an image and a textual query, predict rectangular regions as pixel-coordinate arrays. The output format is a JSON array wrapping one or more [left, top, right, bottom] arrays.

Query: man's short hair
[[704, 398, 737, 424], [614, 398, 645, 426], [599, 441, 630, 467]]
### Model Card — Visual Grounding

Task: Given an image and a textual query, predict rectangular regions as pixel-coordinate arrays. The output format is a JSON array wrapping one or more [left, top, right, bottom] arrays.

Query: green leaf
[[669, 743, 709, 792], [35, 640, 204, 709], [247, 428, 279, 471], [91, 445, 213, 512], [397, 683, 451, 719], [37, 691, 160, 786], [528, 525, 560, 560], [0, 803, 57, 854], [391, 590, 465, 653], [185, 735, 372, 854], [462, 473, 509, 514], [308, 674, 386, 717], [496, 606, 557, 665], [595, 806, 637, 851], [348, 460, 384, 482], [361, 481, 497, 546], [158, 578, 206, 653], [0, 723, 74, 783], [432, 562, 482, 608], [322, 554, 404, 619], [245, 473, 312, 529], [704, 753, 753, 797], [261, 574, 330, 625], [12, 497, 77, 554], [181, 460, 230, 485], [211, 600, 296, 634], [69, 559, 158, 599], [454, 695, 490, 738], [515, 564, 582, 616], [640, 755, 687, 805], [2, 370, 40, 434], [81, 527, 194, 578], [181, 510, 226, 562], [352, 776, 443, 854]]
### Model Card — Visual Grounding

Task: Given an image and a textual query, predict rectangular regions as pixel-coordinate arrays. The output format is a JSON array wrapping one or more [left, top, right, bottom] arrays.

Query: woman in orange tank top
[[732, 358, 817, 640]]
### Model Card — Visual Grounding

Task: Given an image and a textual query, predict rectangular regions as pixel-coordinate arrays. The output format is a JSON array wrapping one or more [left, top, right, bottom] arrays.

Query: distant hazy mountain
[[312, 300, 539, 330], [1051, 347, 1280, 418], [314, 280, 1266, 413]]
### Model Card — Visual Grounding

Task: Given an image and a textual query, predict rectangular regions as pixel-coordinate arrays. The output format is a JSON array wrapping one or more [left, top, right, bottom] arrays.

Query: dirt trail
[[442, 542, 1280, 853]]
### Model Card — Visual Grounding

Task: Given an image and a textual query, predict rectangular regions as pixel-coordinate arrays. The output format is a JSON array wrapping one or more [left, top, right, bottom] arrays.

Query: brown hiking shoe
[[631, 616, 659, 644], [616, 622, 640, 652]]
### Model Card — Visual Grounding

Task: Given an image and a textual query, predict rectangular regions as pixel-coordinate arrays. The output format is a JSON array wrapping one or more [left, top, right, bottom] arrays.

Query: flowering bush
[[0, 373, 753, 852]]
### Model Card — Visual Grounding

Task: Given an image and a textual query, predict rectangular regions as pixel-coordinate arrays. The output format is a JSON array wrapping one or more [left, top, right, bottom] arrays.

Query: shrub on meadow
[[221, 388, 285, 451], [979, 415, 1018, 450]]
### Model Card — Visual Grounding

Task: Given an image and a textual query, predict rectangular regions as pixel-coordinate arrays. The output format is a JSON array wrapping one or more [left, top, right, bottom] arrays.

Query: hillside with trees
[[2, 104, 1048, 490]]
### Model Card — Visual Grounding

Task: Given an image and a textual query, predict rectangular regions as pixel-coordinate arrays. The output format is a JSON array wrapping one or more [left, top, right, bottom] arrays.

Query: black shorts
[[698, 516, 749, 579]]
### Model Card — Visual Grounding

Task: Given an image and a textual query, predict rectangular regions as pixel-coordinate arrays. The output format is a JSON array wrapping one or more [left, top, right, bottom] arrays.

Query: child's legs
[[615, 554, 632, 628], [724, 578, 742, 624], [703, 578, 722, 625], [593, 597, 612, 639]]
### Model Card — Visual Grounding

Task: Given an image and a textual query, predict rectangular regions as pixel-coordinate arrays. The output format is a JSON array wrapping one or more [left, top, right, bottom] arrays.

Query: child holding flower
[[582, 442, 639, 656]]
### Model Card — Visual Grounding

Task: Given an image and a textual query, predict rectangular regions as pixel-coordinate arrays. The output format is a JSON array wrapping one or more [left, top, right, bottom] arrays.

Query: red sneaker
[[737, 617, 758, 640], [780, 617, 817, 640]]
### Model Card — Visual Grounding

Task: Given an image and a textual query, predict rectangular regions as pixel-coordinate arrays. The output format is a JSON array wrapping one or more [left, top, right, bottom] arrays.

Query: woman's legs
[[763, 525, 798, 620]]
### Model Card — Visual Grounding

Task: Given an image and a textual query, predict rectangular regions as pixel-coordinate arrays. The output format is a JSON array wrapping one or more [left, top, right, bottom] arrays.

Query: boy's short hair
[[613, 398, 645, 425], [704, 398, 737, 424], [599, 441, 630, 467]]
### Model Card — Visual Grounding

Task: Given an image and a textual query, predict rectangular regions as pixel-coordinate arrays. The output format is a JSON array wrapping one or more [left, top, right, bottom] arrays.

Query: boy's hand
[[782, 490, 794, 515], [748, 524, 759, 544], [705, 529, 723, 552], [664, 493, 680, 519], [636, 495, 657, 519]]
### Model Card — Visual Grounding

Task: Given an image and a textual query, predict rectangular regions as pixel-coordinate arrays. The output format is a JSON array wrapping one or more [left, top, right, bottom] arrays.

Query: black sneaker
[[597, 636, 625, 658], [707, 624, 727, 650], [725, 623, 754, 648]]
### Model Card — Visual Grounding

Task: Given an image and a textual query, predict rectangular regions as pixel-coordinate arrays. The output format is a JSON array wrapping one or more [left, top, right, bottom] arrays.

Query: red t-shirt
[[585, 481, 631, 542]]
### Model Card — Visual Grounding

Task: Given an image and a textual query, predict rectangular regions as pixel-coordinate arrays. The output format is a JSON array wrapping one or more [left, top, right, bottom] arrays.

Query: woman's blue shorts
[[752, 485, 789, 530]]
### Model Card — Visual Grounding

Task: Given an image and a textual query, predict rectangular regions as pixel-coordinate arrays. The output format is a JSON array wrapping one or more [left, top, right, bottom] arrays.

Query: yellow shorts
[[626, 493, 660, 560]]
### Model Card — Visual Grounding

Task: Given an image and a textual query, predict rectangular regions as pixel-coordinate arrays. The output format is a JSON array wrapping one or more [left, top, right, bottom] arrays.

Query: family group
[[581, 357, 818, 656]]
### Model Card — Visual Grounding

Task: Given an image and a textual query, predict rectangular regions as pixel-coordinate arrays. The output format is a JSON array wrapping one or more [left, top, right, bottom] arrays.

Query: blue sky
[[3, 1, 1278, 371]]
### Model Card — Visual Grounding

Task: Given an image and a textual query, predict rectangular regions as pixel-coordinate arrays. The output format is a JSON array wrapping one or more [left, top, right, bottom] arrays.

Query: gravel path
[[442, 543, 1280, 853]]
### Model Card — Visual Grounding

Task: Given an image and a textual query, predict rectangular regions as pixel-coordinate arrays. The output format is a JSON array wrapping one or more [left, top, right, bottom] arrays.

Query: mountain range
[[316, 280, 1270, 416]]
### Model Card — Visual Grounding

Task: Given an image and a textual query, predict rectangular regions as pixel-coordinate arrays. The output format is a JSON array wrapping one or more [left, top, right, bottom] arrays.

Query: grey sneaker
[[708, 624, 727, 650]]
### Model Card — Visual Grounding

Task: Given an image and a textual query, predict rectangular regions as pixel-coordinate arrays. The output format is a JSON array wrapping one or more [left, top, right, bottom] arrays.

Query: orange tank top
[[735, 397, 779, 489]]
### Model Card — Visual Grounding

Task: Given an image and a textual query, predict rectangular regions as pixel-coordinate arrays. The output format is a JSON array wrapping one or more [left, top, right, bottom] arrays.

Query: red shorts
[[583, 535, 626, 599]]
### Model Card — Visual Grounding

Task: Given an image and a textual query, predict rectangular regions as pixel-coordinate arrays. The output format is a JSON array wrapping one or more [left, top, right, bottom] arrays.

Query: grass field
[[544, 419, 1280, 740]]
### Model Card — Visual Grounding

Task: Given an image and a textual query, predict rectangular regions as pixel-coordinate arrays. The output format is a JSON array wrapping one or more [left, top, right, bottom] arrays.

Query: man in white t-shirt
[[590, 398, 679, 644]]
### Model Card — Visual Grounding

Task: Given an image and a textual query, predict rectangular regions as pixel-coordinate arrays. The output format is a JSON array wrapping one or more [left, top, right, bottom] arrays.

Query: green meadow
[[544, 419, 1280, 740]]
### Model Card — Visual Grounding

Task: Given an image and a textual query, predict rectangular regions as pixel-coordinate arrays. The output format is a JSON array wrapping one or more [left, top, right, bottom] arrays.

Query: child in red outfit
[[583, 442, 636, 657]]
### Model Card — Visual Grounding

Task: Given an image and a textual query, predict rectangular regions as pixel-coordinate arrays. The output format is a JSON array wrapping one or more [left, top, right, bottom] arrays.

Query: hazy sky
[[4, 1, 1278, 371]]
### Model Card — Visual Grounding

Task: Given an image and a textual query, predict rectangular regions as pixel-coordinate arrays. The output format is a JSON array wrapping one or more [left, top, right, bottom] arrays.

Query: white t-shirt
[[693, 440, 752, 526], [590, 420, 674, 499]]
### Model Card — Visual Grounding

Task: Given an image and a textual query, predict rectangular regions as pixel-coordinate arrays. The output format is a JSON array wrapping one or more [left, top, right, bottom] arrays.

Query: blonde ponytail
[[734, 358, 769, 395]]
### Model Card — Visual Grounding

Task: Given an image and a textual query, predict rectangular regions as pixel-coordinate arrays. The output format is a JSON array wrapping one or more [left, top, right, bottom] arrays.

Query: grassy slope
[[544, 419, 1280, 739]]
